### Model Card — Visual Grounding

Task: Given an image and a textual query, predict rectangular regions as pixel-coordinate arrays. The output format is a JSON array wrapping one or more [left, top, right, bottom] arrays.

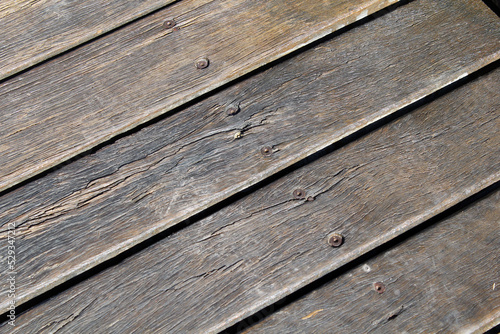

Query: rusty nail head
[[163, 19, 176, 29], [374, 282, 386, 294], [261, 146, 273, 156], [327, 233, 344, 247], [195, 57, 209, 69], [226, 104, 240, 116], [293, 189, 306, 199]]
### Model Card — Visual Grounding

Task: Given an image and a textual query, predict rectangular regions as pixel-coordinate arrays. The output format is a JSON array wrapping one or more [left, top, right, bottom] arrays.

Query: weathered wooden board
[[0, 0, 401, 193], [4, 62, 499, 333], [1, 0, 500, 312], [0, 0, 178, 81], [242, 190, 500, 334]]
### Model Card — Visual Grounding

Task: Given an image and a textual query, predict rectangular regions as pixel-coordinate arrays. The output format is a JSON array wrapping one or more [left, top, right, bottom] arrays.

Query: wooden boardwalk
[[0, 0, 499, 333]]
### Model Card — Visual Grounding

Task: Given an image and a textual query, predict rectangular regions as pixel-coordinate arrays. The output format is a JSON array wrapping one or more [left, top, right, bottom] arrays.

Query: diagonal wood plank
[[3, 54, 500, 334], [0, 0, 178, 81], [1, 0, 500, 313], [0, 0, 401, 193], [242, 190, 500, 334]]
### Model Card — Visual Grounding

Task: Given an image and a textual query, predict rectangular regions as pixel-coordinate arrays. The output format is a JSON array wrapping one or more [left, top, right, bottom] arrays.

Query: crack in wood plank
[[0, 0, 499, 314], [3, 45, 500, 334], [243, 191, 500, 333], [0, 0, 403, 193]]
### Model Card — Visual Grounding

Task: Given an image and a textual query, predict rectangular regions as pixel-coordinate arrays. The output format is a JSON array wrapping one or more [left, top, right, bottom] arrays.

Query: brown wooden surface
[[1, 0, 499, 312], [3, 61, 499, 333], [0, 0, 400, 194], [243, 190, 500, 334], [0, 0, 178, 81]]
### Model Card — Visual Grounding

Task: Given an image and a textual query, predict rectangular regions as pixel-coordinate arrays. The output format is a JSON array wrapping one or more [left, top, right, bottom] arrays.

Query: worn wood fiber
[[4, 61, 500, 334], [1, 0, 499, 312], [243, 190, 500, 334], [0, 0, 401, 193], [0, 0, 178, 81]]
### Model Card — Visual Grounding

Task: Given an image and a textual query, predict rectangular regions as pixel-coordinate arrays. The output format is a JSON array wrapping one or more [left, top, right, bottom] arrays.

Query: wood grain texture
[[0, 0, 401, 193], [243, 190, 500, 334], [0, 0, 179, 81], [1, 0, 500, 312], [3, 59, 500, 334]]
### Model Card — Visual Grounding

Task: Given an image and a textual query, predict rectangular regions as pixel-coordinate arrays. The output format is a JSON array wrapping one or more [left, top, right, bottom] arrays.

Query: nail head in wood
[[327, 233, 344, 247], [374, 282, 386, 294], [260, 146, 273, 156], [163, 20, 176, 29], [226, 104, 240, 116], [293, 189, 306, 199], [195, 57, 210, 69]]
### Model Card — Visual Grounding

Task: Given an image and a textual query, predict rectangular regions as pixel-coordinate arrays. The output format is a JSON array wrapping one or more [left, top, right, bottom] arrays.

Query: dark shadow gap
[[484, 323, 500, 334], [0, 0, 184, 85], [482, 0, 500, 16], [222, 181, 500, 333], [2, 54, 498, 324], [0, 0, 413, 198], [1, 0, 497, 321]]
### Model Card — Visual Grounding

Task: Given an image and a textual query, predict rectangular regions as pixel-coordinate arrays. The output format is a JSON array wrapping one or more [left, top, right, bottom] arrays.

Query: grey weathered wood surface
[[1, 0, 499, 312], [0, 0, 178, 81], [243, 190, 500, 334], [0, 0, 400, 194], [4, 61, 500, 334]]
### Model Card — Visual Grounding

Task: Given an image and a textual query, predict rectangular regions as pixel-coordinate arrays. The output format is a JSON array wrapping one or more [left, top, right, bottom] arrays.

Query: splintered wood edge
[[5, 57, 498, 316], [4, 66, 500, 332], [1, 0, 500, 313], [241, 191, 500, 334], [211, 178, 500, 334], [0, 0, 401, 194]]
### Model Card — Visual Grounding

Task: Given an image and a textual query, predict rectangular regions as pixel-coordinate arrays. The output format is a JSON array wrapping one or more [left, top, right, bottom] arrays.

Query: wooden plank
[[0, 0, 178, 81], [4, 57, 500, 333], [242, 190, 500, 334], [0, 0, 401, 194], [1, 0, 500, 312]]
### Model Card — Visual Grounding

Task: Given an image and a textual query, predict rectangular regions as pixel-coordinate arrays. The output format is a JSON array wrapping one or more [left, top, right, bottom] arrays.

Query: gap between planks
[[0, 0, 499, 313], [236, 189, 500, 334], [0, 0, 401, 194], [0, 0, 180, 81], [2, 48, 500, 334]]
